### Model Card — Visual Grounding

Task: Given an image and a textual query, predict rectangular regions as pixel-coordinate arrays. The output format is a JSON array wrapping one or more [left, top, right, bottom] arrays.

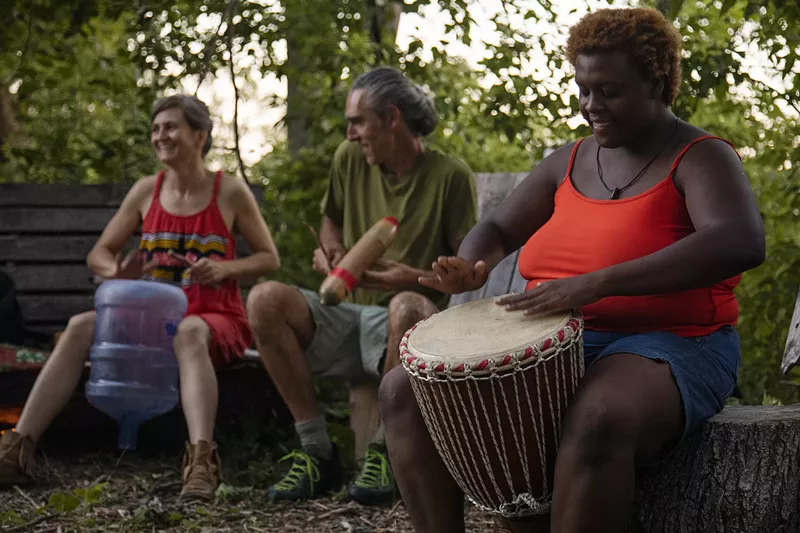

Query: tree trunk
[[630, 405, 800, 533], [285, 1, 402, 155], [286, 38, 309, 156], [368, 0, 403, 57], [0, 86, 18, 155]]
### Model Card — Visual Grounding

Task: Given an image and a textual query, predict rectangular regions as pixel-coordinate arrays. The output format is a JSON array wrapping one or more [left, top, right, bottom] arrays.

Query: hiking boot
[[180, 441, 222, 502], [267, 447, 342, 502], [0, 430, 35, 488], [347, 444, 396, 506]]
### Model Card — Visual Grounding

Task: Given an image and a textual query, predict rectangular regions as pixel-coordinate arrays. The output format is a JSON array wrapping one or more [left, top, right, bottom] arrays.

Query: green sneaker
[[347, 444, 396, 506], [266, 448, 342, 503]]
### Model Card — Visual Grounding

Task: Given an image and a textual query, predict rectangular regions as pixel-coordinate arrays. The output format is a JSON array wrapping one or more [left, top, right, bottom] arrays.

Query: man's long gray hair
[[351, 67, 438, 137]]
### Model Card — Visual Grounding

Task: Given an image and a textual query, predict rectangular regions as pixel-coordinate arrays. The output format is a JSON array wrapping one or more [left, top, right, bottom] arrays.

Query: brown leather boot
[[180, 440, 221, 501], [0, 430, 36, 487]]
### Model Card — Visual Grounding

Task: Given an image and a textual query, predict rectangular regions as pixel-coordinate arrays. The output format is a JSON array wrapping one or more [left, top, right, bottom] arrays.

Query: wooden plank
[[0, 183, 265, 207], [782, 289, 800, 374], [18, 294, 95, 323], [447, 172, 529, 308], [473, 172, 528, 219], [0, 235, 141, 262], [0, 207, 118, 233], [507, 252, 527, 294], [0, 235, 101, 262], [6, 264, 96, 292], [0, 184, 132, 207], [0, 234, 251, 262]]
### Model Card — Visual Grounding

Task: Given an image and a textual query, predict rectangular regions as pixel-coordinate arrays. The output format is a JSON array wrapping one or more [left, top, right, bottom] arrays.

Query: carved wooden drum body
[[401, 297, 584, 519]]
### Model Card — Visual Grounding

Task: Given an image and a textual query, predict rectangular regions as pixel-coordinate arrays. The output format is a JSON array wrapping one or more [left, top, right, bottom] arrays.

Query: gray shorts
[[296, 287, 388, 381]]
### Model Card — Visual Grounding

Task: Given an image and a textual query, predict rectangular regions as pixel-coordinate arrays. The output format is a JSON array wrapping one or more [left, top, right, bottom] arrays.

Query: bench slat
[[0, 208, 119, 233], [0, 184, 132, 207], [0, 234, 253, 262], [0, 183, 265, 207], [0, 235, 102, 262], [474, 172, 528, 218], [0, 235, 139, 262], [7, 264, 95, 292], [18, 294, 95, 323]]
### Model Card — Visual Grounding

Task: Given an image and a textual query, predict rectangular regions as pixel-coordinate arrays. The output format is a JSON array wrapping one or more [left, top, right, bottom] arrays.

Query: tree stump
[[631, 405, 800, 533]]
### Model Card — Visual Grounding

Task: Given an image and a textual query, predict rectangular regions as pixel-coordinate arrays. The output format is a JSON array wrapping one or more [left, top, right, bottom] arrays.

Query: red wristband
[[330, 267, 358, 291]]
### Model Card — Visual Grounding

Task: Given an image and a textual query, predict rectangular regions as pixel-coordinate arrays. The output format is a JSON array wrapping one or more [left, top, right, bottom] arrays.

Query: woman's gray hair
[[351, 67, 438, 137], [151, 95, 214, 157]]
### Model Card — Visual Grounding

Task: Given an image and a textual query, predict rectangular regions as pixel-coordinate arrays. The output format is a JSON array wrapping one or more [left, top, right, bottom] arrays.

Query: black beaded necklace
[[596, 118, 680, 200]]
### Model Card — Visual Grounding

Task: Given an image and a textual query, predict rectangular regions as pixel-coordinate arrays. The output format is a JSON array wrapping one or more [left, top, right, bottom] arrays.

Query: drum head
[[405, 297, 573, 364]]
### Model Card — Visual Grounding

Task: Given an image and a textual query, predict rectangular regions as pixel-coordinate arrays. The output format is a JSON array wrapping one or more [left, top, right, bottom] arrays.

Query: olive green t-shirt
[[321, 140, 478, 309]]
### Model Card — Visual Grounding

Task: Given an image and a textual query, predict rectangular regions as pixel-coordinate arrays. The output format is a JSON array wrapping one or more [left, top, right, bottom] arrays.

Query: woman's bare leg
[[173, 317, 217, 444], [550, 354, 683, 533], [15, 311, 96, 442], [380, 367, 466, 533]]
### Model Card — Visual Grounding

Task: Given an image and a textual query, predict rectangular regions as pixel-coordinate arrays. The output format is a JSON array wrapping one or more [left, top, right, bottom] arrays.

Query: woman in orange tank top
[[382, 7, 765, 533]]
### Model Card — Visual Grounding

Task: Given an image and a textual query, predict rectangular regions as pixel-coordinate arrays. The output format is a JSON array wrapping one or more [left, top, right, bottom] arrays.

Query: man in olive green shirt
[[246, 67, 478, 506]]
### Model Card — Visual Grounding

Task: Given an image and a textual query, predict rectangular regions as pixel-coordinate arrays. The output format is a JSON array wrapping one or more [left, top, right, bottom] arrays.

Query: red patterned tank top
[[139, 170, 247, 320]]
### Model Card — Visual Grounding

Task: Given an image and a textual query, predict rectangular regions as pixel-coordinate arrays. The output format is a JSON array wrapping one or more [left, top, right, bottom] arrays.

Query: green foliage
[[48, 492, 81, 513], [650, 0, 800, 404], [0, 510, 26, 526], [0, 1, 161, 183]]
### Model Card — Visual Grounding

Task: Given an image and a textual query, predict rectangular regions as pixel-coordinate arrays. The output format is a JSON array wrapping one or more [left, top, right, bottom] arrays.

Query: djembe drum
[[400, 296, 584, 527]]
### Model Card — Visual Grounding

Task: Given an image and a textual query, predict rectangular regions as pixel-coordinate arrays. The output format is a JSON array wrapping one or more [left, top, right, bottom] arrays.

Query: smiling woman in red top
[[0, 95, 280, 502], [380, 7, 765, 533]]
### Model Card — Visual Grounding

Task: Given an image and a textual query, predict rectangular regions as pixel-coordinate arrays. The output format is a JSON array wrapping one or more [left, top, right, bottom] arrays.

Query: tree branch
[[194, 0, 238, 96], [226, 0, 249, 183], [3, 6, 36, 86]]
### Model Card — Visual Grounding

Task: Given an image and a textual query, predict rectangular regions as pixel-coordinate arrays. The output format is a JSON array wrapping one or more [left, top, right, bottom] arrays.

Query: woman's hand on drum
[[102, 250, 157, 280], [497, 274, 602, 315], [418, 256, 489, 294]]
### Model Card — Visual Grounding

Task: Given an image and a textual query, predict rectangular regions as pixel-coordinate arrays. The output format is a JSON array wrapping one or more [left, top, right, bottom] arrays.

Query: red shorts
[[191, 312, 252, 370]]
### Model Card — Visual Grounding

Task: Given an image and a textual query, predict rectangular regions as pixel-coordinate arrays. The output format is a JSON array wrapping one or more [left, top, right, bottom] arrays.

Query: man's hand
[[360, 258, 421, 292], [187, 258, 230, 286], [418, 256, 488, 295], [313, 246, 346, 275]]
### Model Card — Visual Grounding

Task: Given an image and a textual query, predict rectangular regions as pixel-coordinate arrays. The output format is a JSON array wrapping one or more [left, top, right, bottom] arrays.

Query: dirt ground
[[0, 451, 499, 533]]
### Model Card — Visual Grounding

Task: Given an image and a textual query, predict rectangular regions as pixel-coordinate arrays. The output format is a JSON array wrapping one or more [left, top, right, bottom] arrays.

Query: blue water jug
[[85, 279, 187, 450]]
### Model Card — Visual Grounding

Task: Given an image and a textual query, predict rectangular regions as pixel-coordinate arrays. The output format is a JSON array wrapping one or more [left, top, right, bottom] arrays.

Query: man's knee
[[379, 366, 415, 422], [246, 281, 293, 321], [173, 316, 210, 354], [246, 281, 305, 338], [246, 281, 314, 349], [388, 291, 437, 325]]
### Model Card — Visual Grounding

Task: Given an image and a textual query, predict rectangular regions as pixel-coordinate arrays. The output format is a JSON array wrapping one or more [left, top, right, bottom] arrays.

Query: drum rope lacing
[[402, 317, 585, 519]]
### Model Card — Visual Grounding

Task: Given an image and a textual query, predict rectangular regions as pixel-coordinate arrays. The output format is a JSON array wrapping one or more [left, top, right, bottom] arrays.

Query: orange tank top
[[517, 136, 741, 337]]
